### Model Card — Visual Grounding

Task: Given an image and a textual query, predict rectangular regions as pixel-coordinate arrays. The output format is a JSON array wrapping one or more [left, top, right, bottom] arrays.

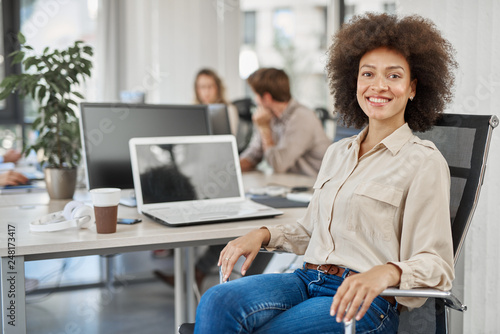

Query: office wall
[[96, 0, 242, 104], [398, 1, 500, 333]]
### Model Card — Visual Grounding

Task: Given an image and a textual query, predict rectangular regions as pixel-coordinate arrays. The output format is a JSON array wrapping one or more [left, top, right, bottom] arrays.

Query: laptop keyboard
[[150, 200, 269, 220]]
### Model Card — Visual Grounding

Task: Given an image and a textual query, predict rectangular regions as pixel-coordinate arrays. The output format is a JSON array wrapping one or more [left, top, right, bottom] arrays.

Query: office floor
[[26, 280, 176, 334], [24, 251, 302, 334], [24, 251, 179, 334]]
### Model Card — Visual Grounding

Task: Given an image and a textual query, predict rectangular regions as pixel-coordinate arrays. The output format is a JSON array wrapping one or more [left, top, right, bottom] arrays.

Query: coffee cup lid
[[90, 188, 121, 207]]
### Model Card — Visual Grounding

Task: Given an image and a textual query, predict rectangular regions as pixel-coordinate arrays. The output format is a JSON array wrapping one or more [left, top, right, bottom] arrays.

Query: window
[[319, 6, 328, 49], [344, 4, 356, 23], [344, 0, 397, 21], [243, 11, 256, 45], [0, 2, 4, 111], [0, 125, 22, 155], [384, 3, 397, 13], [0, 0, 98, 153], [273, 8, 294, 48], [20, 0, 98, 123], [0, 0, 22, 155], [0, 0, 20, 121], [240, 1, 337, 111]]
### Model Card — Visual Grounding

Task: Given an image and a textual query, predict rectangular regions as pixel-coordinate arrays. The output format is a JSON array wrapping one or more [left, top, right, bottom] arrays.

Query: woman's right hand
[[218, 228, 271, 282], [0, 170, 28, 186]]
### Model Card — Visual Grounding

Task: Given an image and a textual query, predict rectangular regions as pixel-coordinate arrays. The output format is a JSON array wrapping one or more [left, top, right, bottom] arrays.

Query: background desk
[[1, 172, 314, 334]]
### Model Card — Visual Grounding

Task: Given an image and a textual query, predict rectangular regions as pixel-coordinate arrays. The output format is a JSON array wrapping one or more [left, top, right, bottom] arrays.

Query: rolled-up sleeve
[[240, 128, 264, 166], [389, 151, 455, 308], [264, 188, 321, 254]]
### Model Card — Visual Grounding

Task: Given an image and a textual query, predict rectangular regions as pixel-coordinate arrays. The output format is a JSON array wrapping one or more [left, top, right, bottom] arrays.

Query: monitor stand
[[120, 189, 137, 207]]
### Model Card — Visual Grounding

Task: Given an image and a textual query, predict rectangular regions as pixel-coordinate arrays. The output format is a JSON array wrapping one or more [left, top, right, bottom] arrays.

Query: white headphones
[[30, 201, 95, 232]]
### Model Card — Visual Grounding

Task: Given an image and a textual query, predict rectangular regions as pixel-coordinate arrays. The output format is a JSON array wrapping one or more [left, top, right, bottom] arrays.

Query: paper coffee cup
[[90, 188, 121, 233]]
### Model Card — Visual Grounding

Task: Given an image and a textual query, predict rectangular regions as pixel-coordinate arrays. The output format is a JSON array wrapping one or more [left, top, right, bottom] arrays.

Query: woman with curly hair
[[194, 13, 457, 334]]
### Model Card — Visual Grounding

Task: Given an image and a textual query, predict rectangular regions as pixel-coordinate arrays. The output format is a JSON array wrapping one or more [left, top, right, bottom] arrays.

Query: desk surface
[[0, 172, 314, 260]]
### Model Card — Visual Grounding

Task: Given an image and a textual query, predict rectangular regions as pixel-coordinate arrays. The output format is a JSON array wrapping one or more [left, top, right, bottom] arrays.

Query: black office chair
[[345, 113, 498, 333], [179, 114, 498, 334], [232, 98, 256, 153], [314, 107, 334, 128], [333, 116, 362, 143], [314, 109, 362, 142]]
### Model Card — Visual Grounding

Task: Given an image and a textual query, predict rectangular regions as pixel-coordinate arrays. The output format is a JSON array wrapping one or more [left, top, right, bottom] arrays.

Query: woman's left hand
[[330, 264, 401, 323]]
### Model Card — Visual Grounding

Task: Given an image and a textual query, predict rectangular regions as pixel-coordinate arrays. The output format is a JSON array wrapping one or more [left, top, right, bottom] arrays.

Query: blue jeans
[[195, 264, 399, 333]]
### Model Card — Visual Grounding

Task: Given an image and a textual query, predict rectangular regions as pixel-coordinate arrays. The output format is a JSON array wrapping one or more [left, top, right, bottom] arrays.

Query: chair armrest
[[344, 288, 466, 334], [380, 287, 466, 312]]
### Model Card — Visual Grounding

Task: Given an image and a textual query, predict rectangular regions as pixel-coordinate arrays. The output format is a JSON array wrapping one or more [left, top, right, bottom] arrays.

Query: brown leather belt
[[304, 263, 399, 309]]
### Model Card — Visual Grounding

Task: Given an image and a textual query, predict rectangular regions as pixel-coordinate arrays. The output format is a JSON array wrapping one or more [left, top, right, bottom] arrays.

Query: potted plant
[[0, 32, 93, 199]]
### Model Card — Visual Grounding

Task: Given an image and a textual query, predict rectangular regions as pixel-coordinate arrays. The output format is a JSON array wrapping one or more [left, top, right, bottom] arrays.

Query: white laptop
[[129, 135, 283, 226]]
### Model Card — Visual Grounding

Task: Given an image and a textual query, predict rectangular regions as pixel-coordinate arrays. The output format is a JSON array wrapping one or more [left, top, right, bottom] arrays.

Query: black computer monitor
[[207, 104, 231, 135], [79, 102, 211, 194]]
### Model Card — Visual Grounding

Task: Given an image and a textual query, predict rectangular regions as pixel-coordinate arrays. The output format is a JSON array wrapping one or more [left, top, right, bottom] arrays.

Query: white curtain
[[398, 1, 500, 333], [96, 0, 125, 102]]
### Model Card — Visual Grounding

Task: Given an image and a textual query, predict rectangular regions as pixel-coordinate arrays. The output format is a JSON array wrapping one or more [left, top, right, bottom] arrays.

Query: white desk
[[0, 172, 313, 334]]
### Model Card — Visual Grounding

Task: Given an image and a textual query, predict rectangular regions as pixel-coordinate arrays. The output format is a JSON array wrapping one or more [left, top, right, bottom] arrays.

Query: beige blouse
[[265, 123, 455, 308]]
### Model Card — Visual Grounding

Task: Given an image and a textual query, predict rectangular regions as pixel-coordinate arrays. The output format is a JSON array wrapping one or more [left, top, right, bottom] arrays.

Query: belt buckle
[[316, 264, 328, 274]]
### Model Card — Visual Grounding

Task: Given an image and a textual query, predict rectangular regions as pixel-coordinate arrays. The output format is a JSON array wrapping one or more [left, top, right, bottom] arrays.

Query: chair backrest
[[333, 117, 362, 142], [314, 107, 333, 128], [231, 98, 256, 153], [333, 113, 498, 263], [232, 98, 254, 122], [417, 114, 498, 264]]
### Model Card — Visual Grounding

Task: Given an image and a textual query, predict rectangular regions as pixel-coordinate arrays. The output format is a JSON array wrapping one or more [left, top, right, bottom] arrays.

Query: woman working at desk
[[194, 68, 239, 135], [0, 150, 28, 186], [195, 13, 456, 333]]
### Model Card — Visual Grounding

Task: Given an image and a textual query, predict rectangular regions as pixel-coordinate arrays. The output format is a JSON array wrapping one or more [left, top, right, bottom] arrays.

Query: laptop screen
[[133, 141, 241, 204]]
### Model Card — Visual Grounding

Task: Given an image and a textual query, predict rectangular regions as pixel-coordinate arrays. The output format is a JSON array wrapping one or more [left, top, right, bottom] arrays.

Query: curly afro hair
[[326, 13, 458, 132]]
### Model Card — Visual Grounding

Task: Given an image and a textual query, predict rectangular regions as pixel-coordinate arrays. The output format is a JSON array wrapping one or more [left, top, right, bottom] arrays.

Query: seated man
[[240, 68, 331, 176]]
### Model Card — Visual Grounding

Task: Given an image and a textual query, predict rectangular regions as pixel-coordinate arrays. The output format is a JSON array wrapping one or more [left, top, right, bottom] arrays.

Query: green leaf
[[37, 85, 47, 101], [67, 99, 78, 106], [73, 92, 84, 99], [83, 46, 94, 56], [32, 117, 42, 129], [8, 50, 20, 58], [18, 32, 26, 44], [0, 76, 15, 88], [23, 57, 39, 71], [48, 82, 61, 95], [12, 51, 25, 64], [0, 88, 12, 100], [81, 66, 91, 77]]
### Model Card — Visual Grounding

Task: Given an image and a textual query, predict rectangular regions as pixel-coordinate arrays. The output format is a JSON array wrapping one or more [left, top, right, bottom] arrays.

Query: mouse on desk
[[286, 192, 313, 203]]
